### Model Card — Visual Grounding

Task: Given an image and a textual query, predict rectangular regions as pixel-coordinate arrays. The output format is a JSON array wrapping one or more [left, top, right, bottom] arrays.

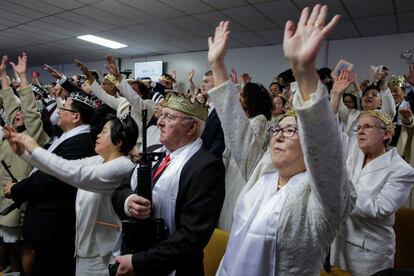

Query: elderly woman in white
[[4, 115, 138, 276], [208, 5, 354, 276], [330, 72, 414, 275]]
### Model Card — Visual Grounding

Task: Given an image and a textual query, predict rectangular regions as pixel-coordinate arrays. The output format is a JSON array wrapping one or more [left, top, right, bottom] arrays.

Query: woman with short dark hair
[[4, 115, 138, 276]]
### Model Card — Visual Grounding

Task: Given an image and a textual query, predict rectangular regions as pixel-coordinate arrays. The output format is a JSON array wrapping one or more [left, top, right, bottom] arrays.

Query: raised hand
[[187, 69, 195, 83], [74, 59, 94, 84], [359, 79, 370, 93], [240, 73, 252, 84], [9, 53, 27, 75], [283, 5, 340, 98], [43, 64, 64, 79], [171, 70, 177, 81], [0, 55, 8, 74], [208, 21, 230, 66], [331, 69, 353, 95], [404, 64, 414, 86], [229, 68, 238, 84], [208, 21, 231, 87], [105, 55, 121, 81]]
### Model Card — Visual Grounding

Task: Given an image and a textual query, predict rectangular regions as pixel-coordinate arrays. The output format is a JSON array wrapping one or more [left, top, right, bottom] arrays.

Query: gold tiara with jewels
[[161, 91, 208, 121]]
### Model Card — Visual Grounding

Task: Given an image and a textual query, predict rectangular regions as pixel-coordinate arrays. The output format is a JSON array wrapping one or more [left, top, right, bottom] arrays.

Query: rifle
[[0, 160, 20, 216], [108, 110, 168, 276]]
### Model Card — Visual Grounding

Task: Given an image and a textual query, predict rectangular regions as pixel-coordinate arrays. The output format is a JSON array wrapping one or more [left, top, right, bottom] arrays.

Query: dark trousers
[[31, 241, 75, 276]]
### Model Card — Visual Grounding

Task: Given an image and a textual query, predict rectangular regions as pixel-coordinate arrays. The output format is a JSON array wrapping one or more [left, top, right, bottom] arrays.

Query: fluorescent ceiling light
[[77, 35, 127, 49]]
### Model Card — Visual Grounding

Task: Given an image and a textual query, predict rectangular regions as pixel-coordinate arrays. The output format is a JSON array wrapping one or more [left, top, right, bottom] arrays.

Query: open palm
[[208, 21, 230, 65], [0, 55, 8, 73], [10, 53, 27, 75], [44, 64, 63, 79], [283, 5, 340, 68]]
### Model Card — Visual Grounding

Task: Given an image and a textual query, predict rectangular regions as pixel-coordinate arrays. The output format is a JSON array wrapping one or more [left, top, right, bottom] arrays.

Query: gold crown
[[277, 109, 297, 123], [104, 74, 118, 86], [387, 75, 406, 89], [159, 74, 176, 84], [360, 110, 395, 132], [273, 77, 285, 87], [161, 91, 208, 121]]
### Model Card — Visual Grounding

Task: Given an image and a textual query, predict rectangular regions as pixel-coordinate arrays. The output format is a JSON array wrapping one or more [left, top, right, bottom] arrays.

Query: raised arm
[[208, 22, 267, 180], [105, 55, 145, 107], [0, 55, 20, 122], [284, 4, 353, 220], [6, 130, 133, 194], [11, 53, 49, 146], [330, 69, 353, 114], [75, 59, 121, 110]]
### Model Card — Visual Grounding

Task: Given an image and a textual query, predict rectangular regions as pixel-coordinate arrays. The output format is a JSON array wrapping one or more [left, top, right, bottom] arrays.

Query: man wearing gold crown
[[4, 91, 96, 275], [111, 91, 225, 276]]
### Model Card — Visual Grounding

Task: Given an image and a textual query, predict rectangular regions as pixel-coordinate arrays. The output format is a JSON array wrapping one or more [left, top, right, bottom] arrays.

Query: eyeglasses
[[353, 124, 386, 132], [159, 112, 192, 122], [268, 126, 298, 138], [58, 106, 78, 113]]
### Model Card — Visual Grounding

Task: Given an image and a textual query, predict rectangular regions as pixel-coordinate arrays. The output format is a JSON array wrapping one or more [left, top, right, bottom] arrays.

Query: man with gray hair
[[112, 91, 225, 276]]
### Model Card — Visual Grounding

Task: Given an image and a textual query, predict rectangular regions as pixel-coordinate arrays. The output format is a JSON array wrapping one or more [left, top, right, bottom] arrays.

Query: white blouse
[[217, 171, 306, 276]]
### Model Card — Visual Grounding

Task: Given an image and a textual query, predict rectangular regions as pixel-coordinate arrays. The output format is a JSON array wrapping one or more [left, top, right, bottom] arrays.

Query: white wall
[[120, 42, 328, 90], [25, 31, 414, 88], [327, 32, 414, 81]]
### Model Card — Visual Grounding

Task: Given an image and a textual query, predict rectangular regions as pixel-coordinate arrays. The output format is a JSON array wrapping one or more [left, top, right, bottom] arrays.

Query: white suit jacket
[[339, 140, 414, 255]]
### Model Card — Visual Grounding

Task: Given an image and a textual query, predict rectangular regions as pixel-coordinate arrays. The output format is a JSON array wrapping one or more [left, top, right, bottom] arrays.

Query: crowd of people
[[0, 4, 413, 276]]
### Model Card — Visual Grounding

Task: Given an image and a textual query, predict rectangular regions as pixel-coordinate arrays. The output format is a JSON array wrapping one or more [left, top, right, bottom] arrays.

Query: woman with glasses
[[208, 5, 353, 275], [329, 112, 414, 274], [4, 114, 138, 276]]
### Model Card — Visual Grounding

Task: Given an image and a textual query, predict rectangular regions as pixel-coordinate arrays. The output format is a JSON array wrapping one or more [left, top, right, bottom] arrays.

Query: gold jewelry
[[314, 23, 323, 29], [360, 110, 395, 132]]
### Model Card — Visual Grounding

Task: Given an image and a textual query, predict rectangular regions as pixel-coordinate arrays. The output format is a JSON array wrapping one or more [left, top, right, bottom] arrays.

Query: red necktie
[[153, 154, 171, 180]]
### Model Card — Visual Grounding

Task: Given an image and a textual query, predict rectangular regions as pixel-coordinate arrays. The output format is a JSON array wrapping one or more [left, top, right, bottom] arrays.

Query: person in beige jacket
[[0, 53, 49, 274]]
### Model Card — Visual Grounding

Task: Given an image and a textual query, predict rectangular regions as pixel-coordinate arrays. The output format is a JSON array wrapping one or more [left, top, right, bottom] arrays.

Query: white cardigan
[[21, 148, 135, 257], [210, 80, 354, 275]]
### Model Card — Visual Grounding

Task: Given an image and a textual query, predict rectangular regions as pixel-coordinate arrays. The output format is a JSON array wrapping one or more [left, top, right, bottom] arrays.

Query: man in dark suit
[[200, 70, 225, 158], [5, 92, 95, 276], [112, 91, 225, 276]]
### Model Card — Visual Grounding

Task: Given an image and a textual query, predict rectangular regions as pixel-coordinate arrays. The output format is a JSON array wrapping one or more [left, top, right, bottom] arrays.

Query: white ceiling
[[0, 0, 413, 66]]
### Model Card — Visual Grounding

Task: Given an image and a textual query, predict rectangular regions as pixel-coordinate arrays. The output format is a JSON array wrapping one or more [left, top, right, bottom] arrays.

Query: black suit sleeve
[[131, 156, 225, 275], [209, 122, 225, 158], [201, 110, 225, 158], [111, 173, 135, 220]]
